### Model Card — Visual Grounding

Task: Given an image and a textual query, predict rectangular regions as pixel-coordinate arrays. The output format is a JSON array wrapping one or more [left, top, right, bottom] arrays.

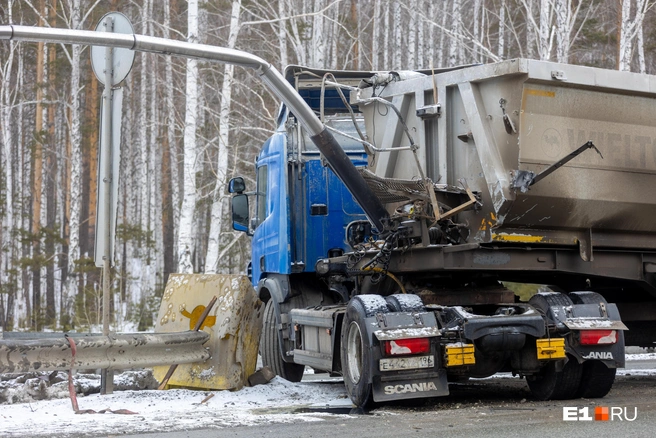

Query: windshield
[[302, 116, 366, 153]]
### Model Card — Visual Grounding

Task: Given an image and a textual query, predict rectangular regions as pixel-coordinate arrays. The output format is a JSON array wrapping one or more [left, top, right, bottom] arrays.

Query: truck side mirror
[[232, 194, 251, 234], [228, 177, 246, 194]]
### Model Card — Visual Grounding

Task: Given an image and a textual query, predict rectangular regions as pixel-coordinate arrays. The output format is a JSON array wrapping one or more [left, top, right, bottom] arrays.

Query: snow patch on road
[[626, 353, 656, 361], [0, 372, 350, 437]]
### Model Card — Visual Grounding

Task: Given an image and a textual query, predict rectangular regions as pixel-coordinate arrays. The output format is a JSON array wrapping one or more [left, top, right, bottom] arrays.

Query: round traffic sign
[[91, 12, 135, 86]]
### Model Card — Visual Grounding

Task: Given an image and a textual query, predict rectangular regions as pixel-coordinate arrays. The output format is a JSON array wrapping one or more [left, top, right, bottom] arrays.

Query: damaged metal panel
[[0, 331, 210, 374], [457, 81, 516, 217], [152, 274, 263, 391], [356, 58, 656, 252]]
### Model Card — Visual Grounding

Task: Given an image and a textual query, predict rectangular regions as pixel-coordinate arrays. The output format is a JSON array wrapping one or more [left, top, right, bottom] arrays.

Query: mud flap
[[367, 310, 449, 402], [556, 302, 627, 368], [153, 274, 263, 390], [372, 370, 449, 402]]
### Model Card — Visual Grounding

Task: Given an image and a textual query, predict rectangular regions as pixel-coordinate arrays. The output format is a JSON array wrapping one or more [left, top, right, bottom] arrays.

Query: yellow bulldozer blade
[[153, 274, 263, 391]]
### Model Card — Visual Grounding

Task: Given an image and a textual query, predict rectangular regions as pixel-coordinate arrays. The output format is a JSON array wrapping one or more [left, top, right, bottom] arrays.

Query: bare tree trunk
[[289, 0, 307, 66], [205, 0, 242, 274], [372, 0, 381, 70], [64, 0, 82, 331], [393, 1, 402, 69], [46, 0, 59, 328], [408, 0, 417, 69], [162, 0, 178, 281], [554, 0, 570, 63], [178, 0, 200, 273], [525, 0, 535, 58], [449, 0, 462, 66], [330, 1, 339, 69], [1, 1, 18, 329], [33, 0, 47, 328], [619, 0, 649, 71], [383, 0, 390, 68], [637, 20, 646, 73], [428, 1, 436, 66], [278, 0, 288, 68], [148, 0, 163, 313], [312, 0, 325, 67], [354, 0, 362, 69], [18, 43, 31, 329], [417, 0, 424, 68], [498, 0, 506, 59], [438, 0, 447, 66]]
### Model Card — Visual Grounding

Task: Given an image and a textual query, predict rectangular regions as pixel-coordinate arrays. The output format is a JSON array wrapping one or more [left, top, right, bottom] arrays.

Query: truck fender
[[565, 302, 626, 369], [256, 276, 291, 305]]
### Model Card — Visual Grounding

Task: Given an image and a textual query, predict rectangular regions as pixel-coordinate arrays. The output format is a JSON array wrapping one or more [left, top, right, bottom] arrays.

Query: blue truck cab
[[229, 67, 374, 380], [248, 113, 367, 285]]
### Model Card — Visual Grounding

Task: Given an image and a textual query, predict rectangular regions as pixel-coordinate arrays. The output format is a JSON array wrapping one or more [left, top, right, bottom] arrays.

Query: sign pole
[[100, 16, 114, 395], [89, 11, 133, 395]]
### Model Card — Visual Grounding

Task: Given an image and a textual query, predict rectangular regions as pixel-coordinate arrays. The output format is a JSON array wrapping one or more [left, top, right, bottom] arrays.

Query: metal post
[[100, 16, 114, 395]]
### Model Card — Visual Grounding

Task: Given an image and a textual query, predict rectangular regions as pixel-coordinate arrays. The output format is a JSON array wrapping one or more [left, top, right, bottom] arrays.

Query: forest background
[[0, 0, 653, 332]]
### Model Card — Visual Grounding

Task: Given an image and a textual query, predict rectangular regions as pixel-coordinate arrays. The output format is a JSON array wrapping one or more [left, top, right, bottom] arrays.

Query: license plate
[[379, 355, 435, 372]]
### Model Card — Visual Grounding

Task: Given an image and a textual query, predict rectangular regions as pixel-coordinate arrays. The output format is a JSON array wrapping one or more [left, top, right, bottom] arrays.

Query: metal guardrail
[[1, 331, 109, 339], [0, 331, 210, 374]]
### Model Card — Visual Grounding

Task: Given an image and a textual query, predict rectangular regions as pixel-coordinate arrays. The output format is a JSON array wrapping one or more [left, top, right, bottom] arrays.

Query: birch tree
[[393, 1, 402, 68], [0, 0, 18, 329], [204, 0, 242, 274], [163, 0, 179, 273], [618, 0, 651, 71], [525, 0, 535, 58], [278, 0, 288, 68], [449, 0, 462, 66], [372, 0, 382, 69], [498, 0, 506, 58], [177, 0, 201, 273], [62, 0, 84, 327], [408, 0, 417, 69], [312, 0, 326, 67], [553, 0, 588, 63], [539, 0, 554, 60]]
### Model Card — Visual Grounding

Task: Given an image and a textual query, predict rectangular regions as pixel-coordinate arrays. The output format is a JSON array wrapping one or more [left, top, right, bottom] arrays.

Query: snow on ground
[[625, 353, 656, 361], [0, 371, 351, 438], [2, 352, 656, 437]]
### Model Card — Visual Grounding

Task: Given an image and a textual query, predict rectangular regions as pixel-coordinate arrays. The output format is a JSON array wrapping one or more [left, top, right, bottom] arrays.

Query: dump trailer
[[229, 59, 656, 407]]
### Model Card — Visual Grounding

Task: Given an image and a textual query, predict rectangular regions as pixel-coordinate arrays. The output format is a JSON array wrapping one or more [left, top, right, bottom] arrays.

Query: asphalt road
[[121, 357, 656, 438]]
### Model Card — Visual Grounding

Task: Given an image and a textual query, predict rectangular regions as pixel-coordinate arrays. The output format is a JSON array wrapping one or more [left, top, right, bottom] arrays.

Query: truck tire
[[260, 299, 305, 382], [527, 292, 582, 400], [385, 294, 424, 312], [569, 291, 617, 398], [341, 295, 388, 407], [527, 355, 583, 400], [576, 360, 616, 398]]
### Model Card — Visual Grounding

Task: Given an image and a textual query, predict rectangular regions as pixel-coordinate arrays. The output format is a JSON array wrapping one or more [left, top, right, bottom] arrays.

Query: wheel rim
[[346, 321, 364, 384]]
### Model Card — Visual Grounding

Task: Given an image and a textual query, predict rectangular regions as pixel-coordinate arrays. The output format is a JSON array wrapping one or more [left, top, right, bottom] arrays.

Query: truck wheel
[[576, 360, 616, 398], [341, 295, 388, 407], [385, 294, 424, 312], [527, 292, 581, 400], [260, 299, 305, 382], [569, 292, 617, 398], [529, 291, 574, 314], [527, 355, 583, 400]]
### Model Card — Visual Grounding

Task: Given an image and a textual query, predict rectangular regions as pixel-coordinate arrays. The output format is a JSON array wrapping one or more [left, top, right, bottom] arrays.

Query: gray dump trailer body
[[364, 59, 656, 248], [341, 60, 656, 335]]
